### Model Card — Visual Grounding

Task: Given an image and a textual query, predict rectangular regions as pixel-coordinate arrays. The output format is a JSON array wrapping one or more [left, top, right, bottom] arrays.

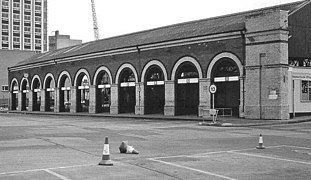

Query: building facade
[[0, 0, 47, 52], [49, 30, 82, 51], [7, 1, 311, 120]]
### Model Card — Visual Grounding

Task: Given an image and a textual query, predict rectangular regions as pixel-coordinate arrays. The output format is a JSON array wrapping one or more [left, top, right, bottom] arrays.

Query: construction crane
[[91, 0, 99, 40]]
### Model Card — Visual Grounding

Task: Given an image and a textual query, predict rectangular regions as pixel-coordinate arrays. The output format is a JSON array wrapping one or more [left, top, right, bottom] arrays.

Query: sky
[[48, 0, 300, 43]]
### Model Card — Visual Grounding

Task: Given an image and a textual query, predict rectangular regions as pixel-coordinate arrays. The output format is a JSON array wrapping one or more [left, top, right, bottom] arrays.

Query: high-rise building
[[0, 0, 47, 52]]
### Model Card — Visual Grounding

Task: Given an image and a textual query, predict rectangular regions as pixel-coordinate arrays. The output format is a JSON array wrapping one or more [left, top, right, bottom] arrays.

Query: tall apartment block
[[0, 0, 47, 52]]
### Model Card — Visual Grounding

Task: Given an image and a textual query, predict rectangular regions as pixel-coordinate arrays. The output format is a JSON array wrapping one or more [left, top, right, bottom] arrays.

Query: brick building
[[7, 1, 311, 120], [49, 30, 82, 51]]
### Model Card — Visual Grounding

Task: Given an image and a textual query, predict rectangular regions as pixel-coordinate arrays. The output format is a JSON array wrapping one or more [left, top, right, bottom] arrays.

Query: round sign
[[209, 84, 217, 94]]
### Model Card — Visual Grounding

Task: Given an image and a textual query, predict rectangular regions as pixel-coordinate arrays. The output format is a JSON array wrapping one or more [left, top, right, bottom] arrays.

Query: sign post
[[209, 84, 217, 123]]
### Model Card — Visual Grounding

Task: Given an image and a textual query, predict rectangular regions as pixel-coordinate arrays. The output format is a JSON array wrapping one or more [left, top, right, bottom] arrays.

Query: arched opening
[[11, 81, 18, 110], [119, 68, 136, 113], [60, 75, 71, 112], [96, 71, 111, 113], [211, 58, 240, 116], [145, 65, 165, 114], [21, 79, 29, 111], [32, 79, 41, 111], [175, 63, 199, 115], [77, 74, 90, 112], [45, 77, 55, 111]]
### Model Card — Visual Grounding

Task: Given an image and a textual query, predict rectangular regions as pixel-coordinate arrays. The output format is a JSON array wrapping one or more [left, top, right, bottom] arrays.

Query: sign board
[[209, 84, 217, 94]]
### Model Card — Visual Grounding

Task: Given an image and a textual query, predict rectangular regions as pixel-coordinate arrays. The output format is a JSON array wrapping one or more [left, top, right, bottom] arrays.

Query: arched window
[[60, 76, 71, 112], [119, 68, 136, 113], [11, 81, 19, 110], [77, 74, 90, 112], [96, 71, 111, 113], [46, 77, 55, 111], [32, 79, 41, 111]]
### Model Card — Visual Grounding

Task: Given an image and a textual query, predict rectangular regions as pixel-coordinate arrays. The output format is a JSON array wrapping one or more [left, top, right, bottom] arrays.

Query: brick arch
[[171, 56, 203, 80], [10, 78, 19, 91], [207, 52, 243, 78], [43, 73, 56, 89], [115, 63, 138, 84], [20, 77, 29, 90], [141, 60, 168, 82], [57, 71, 72, 87], [31, 75, 42, 90], [93, 66, 113, 85], [74, 69, 91, 86]]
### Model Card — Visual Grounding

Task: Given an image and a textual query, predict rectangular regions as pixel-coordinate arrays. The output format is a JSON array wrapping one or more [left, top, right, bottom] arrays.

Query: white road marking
[[283, 145, 311, 150], [230, 151, 311, 165], [150, 158, 238, 180], [44, 169, 71, 180], [0, 164, 95, 176], [151, 145, 285, 159]]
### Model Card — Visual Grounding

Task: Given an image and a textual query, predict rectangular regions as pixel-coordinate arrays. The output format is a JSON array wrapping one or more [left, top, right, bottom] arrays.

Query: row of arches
[[10, 53, 244, 116]]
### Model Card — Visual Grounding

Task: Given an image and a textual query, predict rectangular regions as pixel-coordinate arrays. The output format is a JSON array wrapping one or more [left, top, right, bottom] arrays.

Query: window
[[301, 80, 311, 101], [35, 39, 41, 44], [35, 5, 41, 11], [25, 4, 31, 9], [13, 13, 20, 19], [2, 13, 8, 18], [35, 28, 41, 33], [13, 37, 20, 42], [2, 24, 8, 30], [35, 16, 41, 22], [24, 26, 31, 32], [2, 36, 8, 41], [2, 85, 8, 92], [13, 25, 20, 31], [2, 0, 9, 7], [25, 15, 31, 21], [13, 2, 20, 8]]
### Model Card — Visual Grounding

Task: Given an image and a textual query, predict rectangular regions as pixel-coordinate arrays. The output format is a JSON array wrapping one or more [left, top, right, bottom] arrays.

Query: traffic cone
[[99, 137, 113, 166], [119, 141, 139, 154], [256, 134, 265, 149]]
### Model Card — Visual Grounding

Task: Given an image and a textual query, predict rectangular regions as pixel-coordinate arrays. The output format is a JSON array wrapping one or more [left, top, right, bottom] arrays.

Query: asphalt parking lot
[[0, 113, 310, 179]]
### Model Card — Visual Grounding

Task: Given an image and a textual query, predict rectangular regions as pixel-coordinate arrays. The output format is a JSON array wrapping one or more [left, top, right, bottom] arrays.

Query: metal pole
[[212, 93, 215, 123]]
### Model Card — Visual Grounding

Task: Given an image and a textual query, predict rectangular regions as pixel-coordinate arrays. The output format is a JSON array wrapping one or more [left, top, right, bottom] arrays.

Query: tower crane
[[91, 0, 99, 40]]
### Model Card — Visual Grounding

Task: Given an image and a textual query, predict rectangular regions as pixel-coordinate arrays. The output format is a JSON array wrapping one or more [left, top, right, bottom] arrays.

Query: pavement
[[3, 110, 311, 127]]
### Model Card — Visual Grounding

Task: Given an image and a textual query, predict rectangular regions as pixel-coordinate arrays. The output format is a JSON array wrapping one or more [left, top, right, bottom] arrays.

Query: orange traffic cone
[[99, 137, 113, 166], [256, 134, 265, 149], [119, 141, 139, 154]]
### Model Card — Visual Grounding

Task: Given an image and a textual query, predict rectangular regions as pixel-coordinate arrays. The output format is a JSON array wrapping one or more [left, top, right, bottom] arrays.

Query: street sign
[[209, 84, 217, 94]]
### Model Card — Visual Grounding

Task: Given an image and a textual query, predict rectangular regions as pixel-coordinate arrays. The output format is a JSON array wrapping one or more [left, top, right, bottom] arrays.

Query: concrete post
[[110, 84, 119, 114], [135, 82, 144, 115], [70, 86, 77, 113], [164, 80, 175, 116], [198, 78, 211, 117], [17, 91, 22, 111], [239, 77, 245, 118], [89, 85, 96, 114], [54, 88, 60, 112], [28, 90, 33, 111], [40, 89, 45, 111]]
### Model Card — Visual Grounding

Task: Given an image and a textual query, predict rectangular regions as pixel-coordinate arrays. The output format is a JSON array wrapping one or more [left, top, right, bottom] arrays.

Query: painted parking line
[[44, 169, 71, 180], [148, 145, 291, 180], [150, 158, 238, 180], [230, 151, 311, 165], [0, 164, 96, 176], [151, 145, 285, 160]]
